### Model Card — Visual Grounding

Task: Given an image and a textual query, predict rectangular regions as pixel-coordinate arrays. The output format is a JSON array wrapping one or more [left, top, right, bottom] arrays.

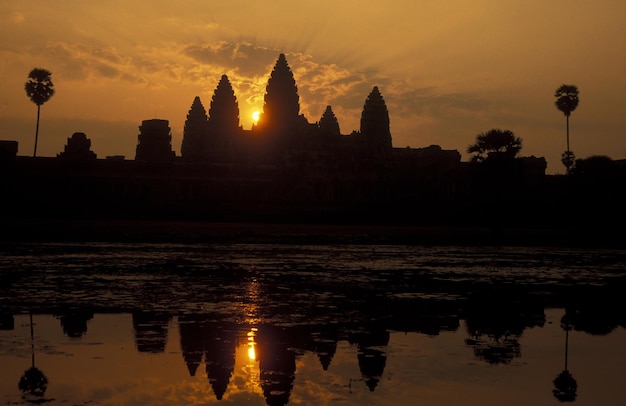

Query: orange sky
[[1, 1, 624, 173]]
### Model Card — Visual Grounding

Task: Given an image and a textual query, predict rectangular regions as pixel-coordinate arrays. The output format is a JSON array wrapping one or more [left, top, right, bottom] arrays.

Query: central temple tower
[[256, 54, 305, 149]]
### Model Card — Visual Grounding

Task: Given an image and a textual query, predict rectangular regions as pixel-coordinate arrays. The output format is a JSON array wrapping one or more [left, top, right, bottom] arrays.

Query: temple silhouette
[[1, 53, 625, 231]]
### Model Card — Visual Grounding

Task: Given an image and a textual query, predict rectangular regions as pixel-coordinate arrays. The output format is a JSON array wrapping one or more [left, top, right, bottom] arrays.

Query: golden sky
[[1, 0, 624, 173]]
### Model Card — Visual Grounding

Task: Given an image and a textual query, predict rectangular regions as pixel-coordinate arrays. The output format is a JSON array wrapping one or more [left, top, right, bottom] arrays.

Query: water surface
[[1, 241, 625, 405]]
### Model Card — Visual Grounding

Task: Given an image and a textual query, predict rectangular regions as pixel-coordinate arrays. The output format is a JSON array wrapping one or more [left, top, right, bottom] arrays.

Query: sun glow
[[247, 328, 257, 360], [252, 111, 261, 123]]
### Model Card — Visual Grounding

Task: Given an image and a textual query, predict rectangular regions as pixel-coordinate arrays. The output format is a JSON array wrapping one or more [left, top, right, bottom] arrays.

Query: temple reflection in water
[[1, 296, 624, 405], [1, 243, 625, 404]]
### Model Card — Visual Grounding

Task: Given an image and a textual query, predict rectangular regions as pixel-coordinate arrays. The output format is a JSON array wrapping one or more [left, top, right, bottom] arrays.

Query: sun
[[252, 111, 261, 123]]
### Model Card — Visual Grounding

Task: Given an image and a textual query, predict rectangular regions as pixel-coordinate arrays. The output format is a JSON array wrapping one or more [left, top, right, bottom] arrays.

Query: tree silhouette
[[18, 313, 49, 401], [554, 85, 579, 173], [552, 312, 577, 402], [561, 151, 576, 173], [24, 68, 55, 157], [467, 129, 522, 163]]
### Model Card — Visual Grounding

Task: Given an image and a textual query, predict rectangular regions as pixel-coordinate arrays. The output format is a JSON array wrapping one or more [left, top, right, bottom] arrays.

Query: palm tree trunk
[[566, 115, 570, 153], [33, 105, 41, 157], [30, 312, 35, 368], [564, 328, 569, 371]]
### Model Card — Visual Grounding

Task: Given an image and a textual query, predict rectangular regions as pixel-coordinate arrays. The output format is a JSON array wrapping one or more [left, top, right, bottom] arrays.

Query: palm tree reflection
[[552, 311, 577, 402], [18, 312, 52, 403]]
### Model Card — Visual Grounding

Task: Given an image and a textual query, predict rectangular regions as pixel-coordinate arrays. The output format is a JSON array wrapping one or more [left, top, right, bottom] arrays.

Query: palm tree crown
[[554, 84, 579, 172], [554, 85, 579, 117], [25, 68, 55, 106], [25, 68, 55, 157]]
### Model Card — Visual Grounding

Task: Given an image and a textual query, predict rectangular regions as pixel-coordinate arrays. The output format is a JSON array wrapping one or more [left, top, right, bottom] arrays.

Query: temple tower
[[181, 96, 209, 161], [206, 75, 240, 161], [318, 105, 341, 137], [258, 54, 303, 146], [360, 86, 392, 153], [135, 119, 176, 162], [57, 132, 97, 160]]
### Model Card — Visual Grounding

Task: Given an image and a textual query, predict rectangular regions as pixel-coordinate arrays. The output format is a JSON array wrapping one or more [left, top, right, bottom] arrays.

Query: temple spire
[[205, 75, 240, 160], [259, 53, 301, 134], [181, 96, 209, 161], [360, 86, 392, 152], [319, 105, 340, 136], [208, 75, 240, 133]]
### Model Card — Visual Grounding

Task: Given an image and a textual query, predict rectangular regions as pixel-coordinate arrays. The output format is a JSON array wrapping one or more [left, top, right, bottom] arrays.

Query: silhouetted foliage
[[553, 370, 577, 402], [18, 313, 50, 401], [555, 84, 579, 172], [181, 96, 209, 161], [24, 68, 55, 157], [570, 155, 616, 179], [360, 86, 392, 151], [463, 288, 543, 364], [318, 105, 340, 136], [569, 155, 621, 215], [561, 150, 576, 173], [554, 85, 579, 118], [18, 367, 48, 397], [0, 140, 18, 162], [467, 129, 522, 163]]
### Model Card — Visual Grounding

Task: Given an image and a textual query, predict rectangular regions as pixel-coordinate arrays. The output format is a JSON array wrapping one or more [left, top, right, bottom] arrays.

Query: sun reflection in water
[[247, 328, 257, 361], [241, 327, 260, 392], [242, 267, 260, 325]]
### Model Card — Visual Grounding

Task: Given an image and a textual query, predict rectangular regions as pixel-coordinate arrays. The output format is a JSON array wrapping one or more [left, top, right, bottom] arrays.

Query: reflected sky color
[[1, 1, 624, 173], [1, 311, 625, 405], [1, 241, 625, 404]]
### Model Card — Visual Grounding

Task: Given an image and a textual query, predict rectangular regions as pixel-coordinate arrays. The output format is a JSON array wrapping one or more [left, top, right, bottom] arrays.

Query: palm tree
[[467, 129, 522, 163], [554, 85, 579, 172], [18, 313, 49, 399], [24, 68, 55, 157], [552, 312, 577, 402]]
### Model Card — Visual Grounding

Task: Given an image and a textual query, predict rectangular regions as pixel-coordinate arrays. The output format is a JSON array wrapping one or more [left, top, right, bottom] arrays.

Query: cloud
[[43, 42, 128, 82], [183, 42, 277, 78]]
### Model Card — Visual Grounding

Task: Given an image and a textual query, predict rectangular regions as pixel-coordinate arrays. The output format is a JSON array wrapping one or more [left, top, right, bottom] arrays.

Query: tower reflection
[[349, 326, 390, 392], [257, 325, 296, 406], [132, 311, 171, 353], [204, 322, 237, 400]]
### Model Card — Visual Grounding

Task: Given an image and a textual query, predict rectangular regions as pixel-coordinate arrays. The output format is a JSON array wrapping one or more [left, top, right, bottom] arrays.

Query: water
[[1, 240, 625, 405]]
